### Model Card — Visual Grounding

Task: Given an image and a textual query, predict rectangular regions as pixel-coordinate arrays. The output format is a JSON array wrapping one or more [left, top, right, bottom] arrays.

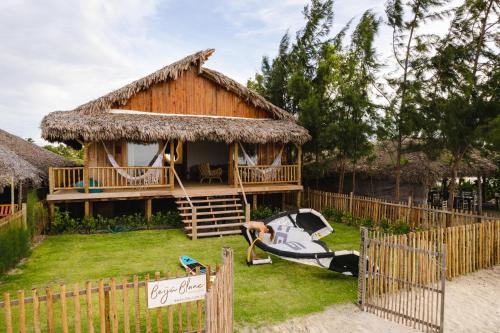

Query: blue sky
[[1, 0, 450, 143]]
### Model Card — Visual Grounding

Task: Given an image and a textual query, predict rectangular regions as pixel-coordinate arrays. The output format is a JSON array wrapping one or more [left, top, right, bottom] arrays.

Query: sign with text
[[147, 275, 206, 308]]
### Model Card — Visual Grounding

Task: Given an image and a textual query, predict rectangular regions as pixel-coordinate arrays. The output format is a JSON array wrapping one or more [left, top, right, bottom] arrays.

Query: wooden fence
[[1, 248, 234, 333], [304, 188, 498, 228], [0, 204, 17, 218], [0, 204, 26, 231], [205, 248, 234, 333], [358, 228, 446, 333]]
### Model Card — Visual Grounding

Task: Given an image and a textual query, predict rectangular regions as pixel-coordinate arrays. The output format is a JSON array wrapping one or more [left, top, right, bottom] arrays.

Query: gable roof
[[0, 129, 74, 190], [73, 49, 292, 120]]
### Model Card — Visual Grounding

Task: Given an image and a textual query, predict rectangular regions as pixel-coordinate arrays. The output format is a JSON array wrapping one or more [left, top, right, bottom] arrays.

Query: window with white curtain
[[127, 142, 159, 166]]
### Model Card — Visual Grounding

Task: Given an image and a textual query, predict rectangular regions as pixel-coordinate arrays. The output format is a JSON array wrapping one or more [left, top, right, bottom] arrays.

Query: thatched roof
[[42, 112, 309, 145], [329, 143, 497, 185], [41, 49, 309, 145], [0, 129, 73, 191]]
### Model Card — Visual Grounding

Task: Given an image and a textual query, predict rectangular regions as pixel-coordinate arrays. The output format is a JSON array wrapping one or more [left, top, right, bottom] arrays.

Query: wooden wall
[[88, 141, 125, 167], [113, 68, 271, 119]]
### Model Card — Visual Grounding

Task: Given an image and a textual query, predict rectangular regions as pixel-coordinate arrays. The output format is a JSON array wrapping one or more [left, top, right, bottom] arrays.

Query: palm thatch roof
[[0, 129, 73, 191], [41, 49, 309, 145], [330, 143, 497, 185]]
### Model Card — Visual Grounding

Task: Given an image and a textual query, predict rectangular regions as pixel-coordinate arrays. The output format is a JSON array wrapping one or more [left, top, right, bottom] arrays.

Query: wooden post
[[358, 228, 368, 309], [84, 201, 92, 218], [296, 145, 302, 185], [296, 191, 302, 208], [145, 199, 152, 223], [245, 203, 250, 223], [407, 195, 413, 223], [192, 207, 198, 240], [233, 142, 239, 188], [21, 203, 27, 228], [83, 143, 90, 193], [349, 191, 354, 213], [10, 176, 15, 214], [3, 293, 12, 333], [48, 168, 54, 194], [477, 175, 482, 214], [169, 141, 175, 191], [252, 194, 257, 210]]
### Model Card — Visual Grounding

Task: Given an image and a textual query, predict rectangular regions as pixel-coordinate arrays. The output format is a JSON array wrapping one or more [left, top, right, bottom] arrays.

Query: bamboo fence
[[0, 204, 26, 231], [304, 188, 498, 228], [358, 228, 446, 333], [1, 248, 235, 333]]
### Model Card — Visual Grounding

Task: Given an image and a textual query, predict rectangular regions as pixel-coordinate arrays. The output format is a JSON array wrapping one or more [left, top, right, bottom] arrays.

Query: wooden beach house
[[41, 49, 310, 238]]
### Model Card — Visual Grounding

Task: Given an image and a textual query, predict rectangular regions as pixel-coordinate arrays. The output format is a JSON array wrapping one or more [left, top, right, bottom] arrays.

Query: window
[[238, 143, 257, 165], [127, 142, 159, 166]]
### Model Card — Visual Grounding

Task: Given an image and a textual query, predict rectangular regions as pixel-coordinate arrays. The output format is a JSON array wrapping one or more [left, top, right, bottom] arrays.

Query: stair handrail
[[172, 167, 198, 239], [235, 168, 250, 222]]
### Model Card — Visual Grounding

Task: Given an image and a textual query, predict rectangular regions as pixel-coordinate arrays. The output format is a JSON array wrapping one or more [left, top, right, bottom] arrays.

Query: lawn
[[0, 222, 360, 329]]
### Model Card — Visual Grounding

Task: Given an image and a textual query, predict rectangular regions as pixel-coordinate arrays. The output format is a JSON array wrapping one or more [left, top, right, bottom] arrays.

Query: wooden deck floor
[[47, 183, 302, 202]]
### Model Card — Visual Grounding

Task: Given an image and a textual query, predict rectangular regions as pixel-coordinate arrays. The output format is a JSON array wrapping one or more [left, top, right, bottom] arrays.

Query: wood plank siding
[[112, 68, 271, 119]]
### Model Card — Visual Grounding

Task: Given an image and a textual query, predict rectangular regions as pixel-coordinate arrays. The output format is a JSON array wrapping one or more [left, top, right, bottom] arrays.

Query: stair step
[[180, 209, 243, 217], [188, 230, 242, 238], [184, 222, 244, 230], [177, 204, 242, 211], [182, 215, 245, 223], [176, 198, 239, 205]]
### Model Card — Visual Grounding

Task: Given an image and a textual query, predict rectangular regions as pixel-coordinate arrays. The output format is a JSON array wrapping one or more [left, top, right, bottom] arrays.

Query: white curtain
[[239, 143, 284, 181]]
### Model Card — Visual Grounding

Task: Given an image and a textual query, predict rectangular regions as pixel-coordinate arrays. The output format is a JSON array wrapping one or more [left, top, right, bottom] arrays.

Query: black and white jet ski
[[241, 208, 360, 276]]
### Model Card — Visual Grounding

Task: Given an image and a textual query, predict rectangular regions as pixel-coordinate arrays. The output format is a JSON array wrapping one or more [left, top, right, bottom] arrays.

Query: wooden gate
[[358, 228, 446, 333], [1, 248, 234, 333]]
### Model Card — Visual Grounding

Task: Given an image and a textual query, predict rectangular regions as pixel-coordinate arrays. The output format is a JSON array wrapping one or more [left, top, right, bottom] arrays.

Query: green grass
[[0, 222, 360, 328]]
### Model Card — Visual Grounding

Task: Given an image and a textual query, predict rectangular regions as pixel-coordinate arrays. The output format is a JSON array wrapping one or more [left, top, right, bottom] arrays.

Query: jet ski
[[241, 208, 360, 276]]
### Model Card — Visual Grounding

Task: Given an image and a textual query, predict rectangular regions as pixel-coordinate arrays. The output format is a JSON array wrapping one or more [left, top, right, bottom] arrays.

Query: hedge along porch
[[41, 49, 310, 238]]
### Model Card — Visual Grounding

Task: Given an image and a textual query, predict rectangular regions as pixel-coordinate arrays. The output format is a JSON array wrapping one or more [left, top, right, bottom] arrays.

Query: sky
[[0, 0, 452, 144]]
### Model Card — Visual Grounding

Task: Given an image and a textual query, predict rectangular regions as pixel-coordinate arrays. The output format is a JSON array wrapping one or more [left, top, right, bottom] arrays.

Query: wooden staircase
[[176, 194, 246, 238]]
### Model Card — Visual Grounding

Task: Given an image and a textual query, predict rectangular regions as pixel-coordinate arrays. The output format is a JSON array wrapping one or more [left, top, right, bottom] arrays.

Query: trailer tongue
[[241, 208, 360, 276]]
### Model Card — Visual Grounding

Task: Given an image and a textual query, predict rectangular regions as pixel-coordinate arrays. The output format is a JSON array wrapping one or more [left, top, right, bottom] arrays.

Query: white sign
[[147, 275, 206, 308]]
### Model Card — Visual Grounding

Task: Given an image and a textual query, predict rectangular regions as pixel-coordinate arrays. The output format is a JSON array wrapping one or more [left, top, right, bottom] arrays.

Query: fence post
[[21, 203, 27, 229], [192, 207, 197, 240], [440, 244, 447, 333], [406, 196, 412, 224], [349, 192, 354, 213], [358, 228, 368, 309]]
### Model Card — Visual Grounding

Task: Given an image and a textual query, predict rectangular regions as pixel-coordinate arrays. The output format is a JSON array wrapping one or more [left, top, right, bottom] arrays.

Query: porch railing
[[49, 167, 170, 192], [238, 165, 300, 184]]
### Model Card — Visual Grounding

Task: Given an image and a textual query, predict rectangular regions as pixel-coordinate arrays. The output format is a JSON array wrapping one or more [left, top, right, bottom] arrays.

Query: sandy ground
[[241, 265, 500, 333]]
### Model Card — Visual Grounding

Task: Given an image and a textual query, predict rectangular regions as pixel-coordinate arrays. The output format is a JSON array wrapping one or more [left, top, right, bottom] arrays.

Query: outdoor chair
[[198, 163, 223, 183]]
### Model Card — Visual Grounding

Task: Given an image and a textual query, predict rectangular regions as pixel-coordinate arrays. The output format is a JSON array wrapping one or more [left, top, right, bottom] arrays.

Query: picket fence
[[304, 188, 498, 228], [1, 248, 234, 333]]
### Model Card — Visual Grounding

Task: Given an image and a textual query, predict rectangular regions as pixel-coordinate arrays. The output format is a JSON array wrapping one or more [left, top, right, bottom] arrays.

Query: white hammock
[[103, 142, 168, 184], [239, 143, 283, 181]]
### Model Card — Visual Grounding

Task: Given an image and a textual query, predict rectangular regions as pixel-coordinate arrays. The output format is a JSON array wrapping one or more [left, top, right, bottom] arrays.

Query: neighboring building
[[41, 49, 310, 238], [320, 143, 496, 204], [0, 129, 73, 214]]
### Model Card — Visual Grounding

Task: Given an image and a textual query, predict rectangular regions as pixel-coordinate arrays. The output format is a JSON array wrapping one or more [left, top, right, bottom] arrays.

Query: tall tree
[[381, 0, 449, 201], [423, 0, 499, 208], [323, 11, 380, 193]]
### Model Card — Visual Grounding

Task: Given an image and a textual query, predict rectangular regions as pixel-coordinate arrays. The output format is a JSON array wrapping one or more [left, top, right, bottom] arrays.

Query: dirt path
[[241, 265, 500, 333]]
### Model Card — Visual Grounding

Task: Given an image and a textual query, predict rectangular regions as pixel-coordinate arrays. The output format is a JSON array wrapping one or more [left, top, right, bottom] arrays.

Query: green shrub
[[49, 209, 183, 234], [0, 224, 30, 274], [251, 206, 280, 220], [321, 207, 343, 223], [388, 219, 411, 234]]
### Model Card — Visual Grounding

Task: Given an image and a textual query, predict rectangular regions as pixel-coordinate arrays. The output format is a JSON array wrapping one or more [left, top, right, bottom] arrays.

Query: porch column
[[145, 199, 152, 222], [233, 142, 239, 188], [10, 176, 15, 214], [252, 194, 257, 210], [84, 201, 92, 218], [169, 141, 175, 191], [83, 142, 90, 193]]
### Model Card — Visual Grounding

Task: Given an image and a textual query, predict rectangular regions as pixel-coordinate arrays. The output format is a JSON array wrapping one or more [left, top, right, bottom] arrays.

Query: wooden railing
[[49, 167, 170, 192], [172, 167, 198, 239], [238, 164, 299, 184], [0, 204, 17, 217]]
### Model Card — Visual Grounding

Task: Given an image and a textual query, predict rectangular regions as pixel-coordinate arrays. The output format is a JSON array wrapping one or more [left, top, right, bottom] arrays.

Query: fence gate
[[358, 228, 446, 333]]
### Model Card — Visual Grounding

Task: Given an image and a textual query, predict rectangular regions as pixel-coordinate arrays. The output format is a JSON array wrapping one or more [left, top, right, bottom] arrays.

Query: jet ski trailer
[[241, 208, 360, 276]]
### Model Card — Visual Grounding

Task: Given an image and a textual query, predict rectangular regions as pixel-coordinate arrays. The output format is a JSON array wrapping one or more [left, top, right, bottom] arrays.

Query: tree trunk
[[338, 160, 345, 193], [395, 138, 402, 202], [447, 159, 460, 209], [352, 162, 357, 195], [477, 175, 483, 214]]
